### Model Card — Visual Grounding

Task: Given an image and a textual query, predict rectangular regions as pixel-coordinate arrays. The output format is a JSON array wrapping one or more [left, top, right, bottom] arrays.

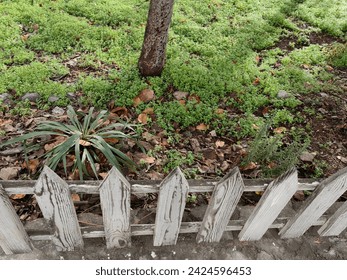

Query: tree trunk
[[138, 0, 175, 77]]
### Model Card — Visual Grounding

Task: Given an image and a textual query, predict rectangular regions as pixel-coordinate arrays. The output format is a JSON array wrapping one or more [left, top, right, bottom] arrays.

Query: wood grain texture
[[196, 167, 244, 243], [0, 179, 320, 195], [239, 168, 298, 241], [153, 167, 189, 246], [28, 215, 329, 241], [0, 184, 32, 254], [33, 166, 84, 251], [280, 166, 347, 239], [99, 167, 131, 248], [318, 200, 347, 236]]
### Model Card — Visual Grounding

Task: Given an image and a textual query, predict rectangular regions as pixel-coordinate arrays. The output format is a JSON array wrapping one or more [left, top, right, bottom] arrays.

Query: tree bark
[[138, 0, 175, 77]]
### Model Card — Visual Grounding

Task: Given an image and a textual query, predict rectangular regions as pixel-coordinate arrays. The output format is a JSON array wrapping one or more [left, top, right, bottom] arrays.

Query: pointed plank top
[[98, 166, 131, 191]]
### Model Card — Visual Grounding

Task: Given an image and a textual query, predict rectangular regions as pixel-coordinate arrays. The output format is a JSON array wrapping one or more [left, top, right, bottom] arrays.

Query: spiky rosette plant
[[0, 106, 136, 179]]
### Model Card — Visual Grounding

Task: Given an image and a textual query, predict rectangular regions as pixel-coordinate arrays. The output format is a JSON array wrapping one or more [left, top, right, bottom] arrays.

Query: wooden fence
[[0, 165, 347, 255]]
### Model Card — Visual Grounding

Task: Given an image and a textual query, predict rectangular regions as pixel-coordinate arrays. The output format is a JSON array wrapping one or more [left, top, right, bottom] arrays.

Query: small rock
[[48, 96, 59, 103], [0, 167, 21, 180], [173, 91, 188, 100], [319, 92, 329, 98], [300, 151, 316, 162], [21, 92, 39, 102], [256, 251, 274, 260], [277, 90, 291, 99], [52, 106, 65, 116]]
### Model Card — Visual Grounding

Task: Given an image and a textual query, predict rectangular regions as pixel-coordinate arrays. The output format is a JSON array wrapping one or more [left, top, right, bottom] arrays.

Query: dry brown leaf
[[22, 159, 40, 174], [240, 162, 257, 171], [104, 138, 119, 144], [143, 107, 154, 115], [133, 96, 142, 107], [138, 113, 148, 124], [21, 34, 30, 41], [111, 106, 128, 117], [79, 139, 92, 146], [32, 24, 39, 31], [274, 127, 287, 134], [188, 94, 201, 103], [215, 140, 225, 148], [71, 193, 80, 202], [10, 194, 26, 200], [99, 172, 108, 179], [216, 108, 224, 114], [179, 100, 186, 105], [138, 89, 155, 102], [196, 123, 208, 131], [293, 191, 305, 201], [142, 156, 155, 164], [253, 77, 260, 85], [0, 119, 13, 127], [252, 124, 259, 130]]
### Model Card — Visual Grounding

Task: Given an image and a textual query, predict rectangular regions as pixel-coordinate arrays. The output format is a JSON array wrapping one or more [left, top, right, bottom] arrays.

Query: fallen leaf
[[274, 127, 287, 134], [252, 124, 259, 129], [253, 77, 260, 85], [262, 107, 269, 116], [302, 64, 310, 69], [188, 94, 201, 103], [21, 34, 30, 41], [71, 193, 80, 202], [216, 108, 224, 114], [44, 136, 66, 152], [133, 96, 142, 107], [143, 107, 154, 115], [104, 138, 119, 144], [141, 156, 155, 164], [111, 106, 128, 117], [138, 89, 155, 102], [0, 119, 13, 127], [196, 123, 208, 131], [138, 113, 148, 124], [99, 172, 108, 179], [173, 91, 188, 100], [267, 162, 277, 169], [179, 100, 186, 105], [10, 194, 26, 200], [32, 23, 39, 31], [215, 140, 225, 148], [22, 159, 40, 174], [79, 139, 92, 146], [240, 162, 257, 171]]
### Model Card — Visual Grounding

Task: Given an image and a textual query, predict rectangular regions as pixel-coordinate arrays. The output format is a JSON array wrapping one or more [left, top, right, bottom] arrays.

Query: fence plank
[[280, 166, 347, 239], [33, 166, 84, 251], [153, 167, 189, 246], [238, 168, 298, 241], [196, 167, 244, 243], [99, 167, 131, 249], [0, 184, 32, 254], [318, 201, 347, 236]]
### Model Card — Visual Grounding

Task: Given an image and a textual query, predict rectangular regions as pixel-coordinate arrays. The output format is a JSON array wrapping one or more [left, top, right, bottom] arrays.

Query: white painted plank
[[0, 184, 32, 254], [153, 167, 189, 246], [99, 167, 131, 248], [318, 200, 347, 236], [33, 166, 84, 251], [280, 166, 347, 239], [239, 168, 298, 241], [196, 167, 244, 243]]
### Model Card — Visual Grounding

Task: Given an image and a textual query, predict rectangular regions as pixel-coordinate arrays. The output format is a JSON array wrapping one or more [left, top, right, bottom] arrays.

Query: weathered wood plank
[[153, 167, 189, 246], [33, 166, 84, 251], [99, 167, 131, 249], [196, 167, 244, 243], [0, 184, 32, 254], [239, 168, 298, 241], [28, 216, 329, 240], [0, 179, 320, 195], [280, 166, 347, 239], [318, 200, 347, 236]]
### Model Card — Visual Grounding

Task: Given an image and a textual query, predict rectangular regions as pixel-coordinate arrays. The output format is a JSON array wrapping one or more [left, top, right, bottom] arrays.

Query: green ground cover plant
[[0, 0, 346, 178]]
